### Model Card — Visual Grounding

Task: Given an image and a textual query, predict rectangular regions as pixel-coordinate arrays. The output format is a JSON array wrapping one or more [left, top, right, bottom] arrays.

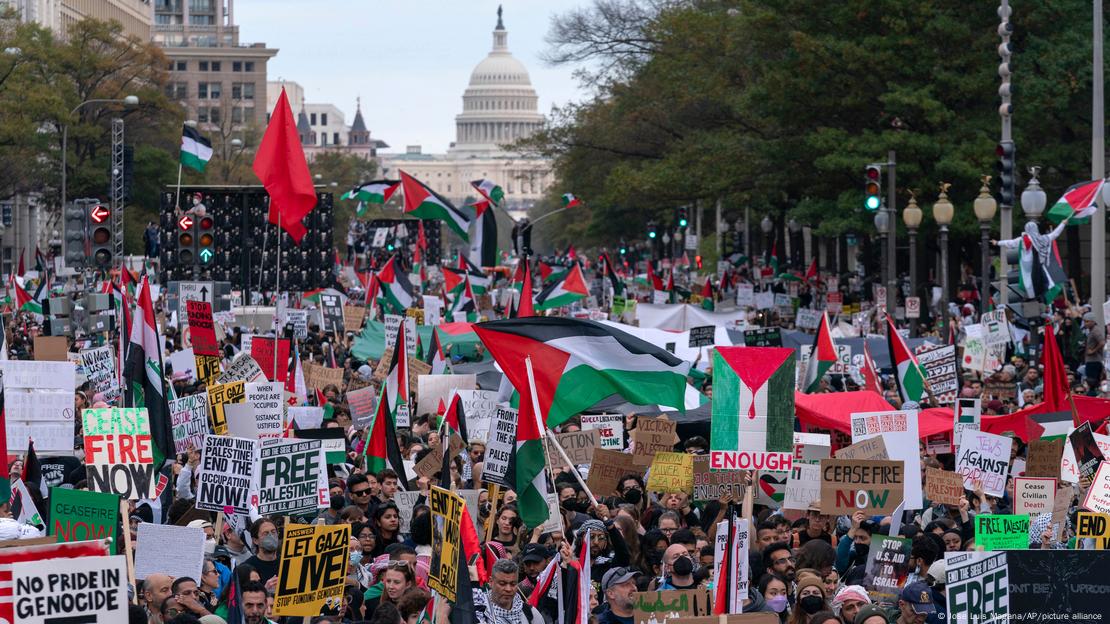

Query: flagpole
[[173, 162, 183, 213], [273, 205, 281, 382]]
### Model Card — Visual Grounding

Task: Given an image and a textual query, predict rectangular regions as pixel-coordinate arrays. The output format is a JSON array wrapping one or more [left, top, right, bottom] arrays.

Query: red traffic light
[[178, 215, 194, 230], [865, 166, 881, 180], [89, 205, 110, 224], [199, 216, 214, 229]]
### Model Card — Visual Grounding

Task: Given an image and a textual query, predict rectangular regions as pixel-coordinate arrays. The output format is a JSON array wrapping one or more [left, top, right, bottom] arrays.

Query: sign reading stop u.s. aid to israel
[[710, 347, 795, 472]]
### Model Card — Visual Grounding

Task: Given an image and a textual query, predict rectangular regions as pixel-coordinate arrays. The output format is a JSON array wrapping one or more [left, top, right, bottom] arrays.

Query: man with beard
[[762, 542, 796, 584], [598, 567, 640, 624], [241, 581, 272, 624], [517, 543, 552, 600], [478, 559, 544, 624], [242, 517, 281, 585]]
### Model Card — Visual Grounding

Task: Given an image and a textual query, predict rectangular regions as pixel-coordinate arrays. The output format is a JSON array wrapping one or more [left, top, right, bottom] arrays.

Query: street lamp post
[[1020, 166, 1047, 224], [974, 177, 999, 312], [933, 184, 955, 338], [874, 210, 889, 309], [760, 215, 773, 271], [60, 95, 138, 211], [902, 194, 923, 336]]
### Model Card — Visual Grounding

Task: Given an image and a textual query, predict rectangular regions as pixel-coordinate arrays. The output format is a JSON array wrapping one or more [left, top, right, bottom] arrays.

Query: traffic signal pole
[[999, 0, 1013, 307], [887, 150, 897, 315]]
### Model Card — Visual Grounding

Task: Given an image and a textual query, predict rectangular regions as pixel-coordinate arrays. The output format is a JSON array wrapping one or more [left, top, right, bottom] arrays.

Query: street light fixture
[[1020, 166, 1047, 223], [902, 194, 923, 335], [933, 183, 955, 338], [974, 176, 998, 310], [61, 95, 139, 212]]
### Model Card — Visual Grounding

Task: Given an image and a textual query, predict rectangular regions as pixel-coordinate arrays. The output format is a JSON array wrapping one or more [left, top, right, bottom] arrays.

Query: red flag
[[861, 340, 883, 396], [15, 251, 24, 278], [1042, 323, 1073, 416], [252, 87, 317, 244], [805, 257, 817, 281], [517, 261, 535, 318]]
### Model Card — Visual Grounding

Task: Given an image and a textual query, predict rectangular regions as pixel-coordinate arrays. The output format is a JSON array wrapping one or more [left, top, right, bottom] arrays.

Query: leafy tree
[[309, 151, 379, 245]]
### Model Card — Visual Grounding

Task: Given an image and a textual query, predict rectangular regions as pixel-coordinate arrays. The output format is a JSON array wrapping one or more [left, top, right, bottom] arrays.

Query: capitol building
[[378, 9, 555, 221]]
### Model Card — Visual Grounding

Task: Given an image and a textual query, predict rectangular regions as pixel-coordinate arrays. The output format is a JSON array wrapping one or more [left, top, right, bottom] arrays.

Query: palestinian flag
[[377, 255, 414, 314], [767, 240, 780, 277], [645, 262, 664, 291], [442, 266, 466, 295], [473, 317, 692, 429], [805, 257, 818, 281], [8, 478, 44, 532], [561, 193, 581, 209], [441, 390, 469, 444], [0, 363, 7, 502], [385, 319, 411, 426], [413, 221, 428, 288], [22, 439, 45, 500], [180, 124, 213, 172], [665, 269, 678, 304], [527, 554, 562, 608], [1046, 179, 1105, 225], [511, 261, 526, 292], [538, 260, 566, 284], [713, 518, 734, 615], [363, 378, 409, 484], [458, 256, 491, 294], [1035, 322, 1077, 437], [534, 264, 588, 310], [449, 275, 476, 322], [860, 339, 883, 395], [600, 253, 624, 296], [512, 261, 536, 318], [467, 199, 498, 268], [124, 276, 174, 469], [711, 347, 795, 457], [471, 178, 505, 205], [341, 180, 400, 204], [400, 170, 470, 241], [10, 277, 40, 316], [801, 311, 835, 393], [886, 315, 926, 405]]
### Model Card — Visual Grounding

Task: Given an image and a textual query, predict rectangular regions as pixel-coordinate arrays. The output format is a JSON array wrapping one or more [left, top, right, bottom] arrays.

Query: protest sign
[[1081, 461, 1110, 514], [834, 436, 889, 460], [273, 523, 350, 616], [587, 448, 639, 497], [343, 305, 367, 333], [632, 416, 679, 466], [456, 389, 497, 442], [736, 283, 755, 307], [196, 435, 257, 515], [296, 428, 346, 464], [255, 439, 329, 515], [820, 459, 904, 515], [225, 403, 261, 440], [80, 346, 120, 404], [546, 429, 599, 467], [945, 551, 1008, 624], [246, 381, 285, 440], [186, 300, 219, 356], [1076, 512, 1110, 549], [482, 406, 517, 486], [207, 380, 245, 435], [169, 393, 209, 454], [250, 337, 291, 382], [414, 434, 466, 480], [850, 410, 922, 508], [925, 467, 965, 506], [1070, 422, 1105, 481], [1025, 438, 1065, 478], [783, 462, 822, 511], [954, 430, 1012, 497], [194, 353, 221, 384], [346, 386, 378, 429], [645, 452, 695, 493], [795, 308, 822, 330], [217, 351, 266, 384], [692, 455, 747, 503], [82, 408, 156, 500], [1, 360, 76, 453], [793, 431, 831, 462], [974, 514, 1029, 550], [1013, 477, 1056, 516], [303, 362, 344, 393], [429, 487, 464, 602], [825, 291, 843, 314], [925, 432, 951, 456], [581, 413, 624, 450], [319, 294, 344, 334], [415, 374, 476, 417], [742, 327, 781, 347], [862, 536, 912, 603], [288, 406, 324, 430], [394, 491, 423, 534], [755, 471, 787, 507], [134, 523, 205, 580], [710, 348, 795, 472], [914, 344, 958, 404], [632, 590, 713, 624], [50, 487, 118, 545], [953, 398, 981, 454], [688, 325, 715, 348], [33, 335, 68, 361], [12, 554, 127, 624]]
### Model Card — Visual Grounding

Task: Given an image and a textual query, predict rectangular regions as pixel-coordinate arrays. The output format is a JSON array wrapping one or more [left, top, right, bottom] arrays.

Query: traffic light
[[87, 202, 112, 269], [197, 214, 215, 265], [677, 206, 689, 228], [177, 213, 196, 265], [63, 200, 92, 269], [648, 220, 658, 239], [864, 165, 882, 211], [997, 140, 1015, 205], [695, 254, 703, 269], [619, 238, 627, 256]]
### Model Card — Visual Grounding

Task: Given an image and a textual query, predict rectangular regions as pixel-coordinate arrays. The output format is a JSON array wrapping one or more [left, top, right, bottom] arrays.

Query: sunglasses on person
[[350, 487, 371, 497]]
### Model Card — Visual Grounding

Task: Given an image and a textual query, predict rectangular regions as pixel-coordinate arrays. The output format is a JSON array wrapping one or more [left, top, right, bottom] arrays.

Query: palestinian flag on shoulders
[[886, 315, 927, 405], [341, 179, 400, 204], [534, 264, 588, 310], [801, 311, 835, 393], [124, 275, 174, 471], [561, 193, 581, 209], [400, 170, 471, 241], [180, 124, 213, 172], [471, 178, 505, 205], [377, 255, 414, 314], [1046, 179, 1105, 225], [473, 317, 692, 429]]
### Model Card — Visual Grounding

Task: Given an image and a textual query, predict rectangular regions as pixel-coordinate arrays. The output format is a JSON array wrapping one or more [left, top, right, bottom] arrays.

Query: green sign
[[50, 486, 119, 552], [974, 514, 1030, 551]]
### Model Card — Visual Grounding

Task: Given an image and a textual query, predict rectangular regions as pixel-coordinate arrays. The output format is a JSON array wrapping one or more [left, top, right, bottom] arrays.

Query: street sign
[[178, 281, 214, 316], [906, 296, 921, 318], [89, 205, 110, 224], [178, 215, 194, 230]]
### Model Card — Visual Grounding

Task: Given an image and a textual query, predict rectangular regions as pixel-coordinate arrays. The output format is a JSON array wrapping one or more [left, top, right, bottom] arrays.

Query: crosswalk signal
[[197, 215, 215, 264], [864, 165, 882, 211], [177, 214, 196, 265], [63, 200, 91, 269]]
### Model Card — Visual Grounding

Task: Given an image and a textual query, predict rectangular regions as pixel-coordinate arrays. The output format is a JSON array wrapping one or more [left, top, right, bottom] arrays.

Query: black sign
[[688, 325, 716, 348], [319, 294, 344, 335], [743, 327, 782, 347], [1008, 550, 1110, 617]]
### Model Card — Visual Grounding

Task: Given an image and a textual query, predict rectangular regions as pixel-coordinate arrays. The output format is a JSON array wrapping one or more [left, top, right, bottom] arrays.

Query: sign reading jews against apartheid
[[12, 554, 128, 624], [196, 435, 257, 515], [82, 408, 157, 500], [254, 439, 329, 515], [428, 486, 465, 602], [709, 347, 795, 472], [273, 523, 350, 616]]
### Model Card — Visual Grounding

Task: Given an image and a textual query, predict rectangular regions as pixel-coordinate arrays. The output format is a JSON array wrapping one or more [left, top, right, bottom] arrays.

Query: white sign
[[1, 361, 76, 453], [783, 462, 822, 511], [178, 281, 214, 316], [736, 283, 754, 307], [684, 233, 698, 251], [246, 381, 286, 440], [945, 551, 1009, 624], [580, 413, 625, 450], [1013, 477, 1056, 516], [394, 490, 424, 534], [372, 227, 388, 248], [423, 295, 442, 326], [905, 296, 921, 318], [169, 393, 209, 454], [954, 398, 981, 456], [754, 291, 774, 310], [80, 346, 120, 404], [456, 389, 497, 443], [134, 523, 205, 581], [850, 410, 923, 509], [218, 351, 266, 384], [1082, 461, 1110, 514], [795, 309, 822, 330], [483, 406, 517, 486], [954, 430, 1012, 497], [196, 434, 257, 515], [13, 555, 128, 624]]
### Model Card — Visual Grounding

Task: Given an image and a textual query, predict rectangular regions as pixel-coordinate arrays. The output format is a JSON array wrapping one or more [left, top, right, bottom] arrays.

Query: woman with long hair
[[366, 561, 415, 619], [371, 502, 402, 558], [491, 504, 523, 554]]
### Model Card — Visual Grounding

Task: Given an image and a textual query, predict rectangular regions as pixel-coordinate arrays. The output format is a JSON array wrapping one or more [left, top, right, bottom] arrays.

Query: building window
[[448, 185, 452, 192], [242, 83, 254, 99], [333, 132, 340, 145], [233, 61, 242, 72], [199, 61, 208, 71], [209, 107, 221, 124], [310, 113, 316, 125], [209, 82, 221, 99], [321, 133, 327, 146], [189, 14, 213, 24], [197, 82, 208, 98], [172, 82, 186, 99], [211, 61, 221, 72], [245, 62, 255, 72], [197, 107, 208, 123], [231, 83, 241, 99], [231, 107, 243, 124], [321, 113, 327, 126], [177, 61, 186, 71]]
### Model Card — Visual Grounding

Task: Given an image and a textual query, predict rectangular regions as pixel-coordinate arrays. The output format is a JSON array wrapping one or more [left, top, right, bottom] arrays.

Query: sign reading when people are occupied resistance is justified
[[710, 347, 795, 472], [273, 523, 350, 616], [254, 439, 329, 515], [82, 408, 158, 500]]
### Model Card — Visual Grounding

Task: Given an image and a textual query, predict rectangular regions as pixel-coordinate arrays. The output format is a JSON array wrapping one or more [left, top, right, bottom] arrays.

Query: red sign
[[185, 300, 219, 357], [250, 337, 291, 382], [178, 214, 194, 230], [89, 205, 110, 223]]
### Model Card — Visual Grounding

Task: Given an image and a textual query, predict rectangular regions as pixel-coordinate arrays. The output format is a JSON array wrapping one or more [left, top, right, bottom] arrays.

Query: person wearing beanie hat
[[831, 584, 872, 623], [854, 604, 891, 624], [789, 573, 828, 624]]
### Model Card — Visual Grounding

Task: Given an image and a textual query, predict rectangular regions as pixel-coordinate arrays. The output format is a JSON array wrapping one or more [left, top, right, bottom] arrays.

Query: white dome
[[468, 53, 532, 87]]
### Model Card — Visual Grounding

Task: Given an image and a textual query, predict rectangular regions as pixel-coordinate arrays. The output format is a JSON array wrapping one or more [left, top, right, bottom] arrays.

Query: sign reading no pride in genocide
[[274, 523, 350, 616], [82, 408, 157, 500], [13, 554, 127, 624]]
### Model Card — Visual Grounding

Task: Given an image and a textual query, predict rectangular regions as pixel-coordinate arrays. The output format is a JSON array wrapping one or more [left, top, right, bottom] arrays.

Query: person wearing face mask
[[757, 574, 790, 622], [788, 574, 829, 624], [651, 544, 700, 590], [835, 513, 875, 581], [242, 517, 281, 585], [616, 475, 648, 525]]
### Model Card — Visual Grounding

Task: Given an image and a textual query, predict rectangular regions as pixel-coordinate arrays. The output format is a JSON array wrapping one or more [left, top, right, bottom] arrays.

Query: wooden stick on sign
[[120, 499, 138, 604]]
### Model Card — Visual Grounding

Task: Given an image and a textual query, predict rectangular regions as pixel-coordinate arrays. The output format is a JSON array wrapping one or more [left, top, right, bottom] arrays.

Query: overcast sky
[[236, 0, 589, 153]]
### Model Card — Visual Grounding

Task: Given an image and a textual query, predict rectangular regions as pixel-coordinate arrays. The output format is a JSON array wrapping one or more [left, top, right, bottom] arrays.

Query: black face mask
[[799, 595, 825, 615], [561, 499, 586, 513], [623, 489, 643, 505], [852, 543, 870, 562], [671, 556, 694, 576]]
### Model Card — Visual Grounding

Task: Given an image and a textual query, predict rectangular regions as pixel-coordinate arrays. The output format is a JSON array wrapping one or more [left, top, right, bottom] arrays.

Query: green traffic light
[[199, 248, 214, 263], [865, 196, 881, 210], [648, 232, 657, 239], [620, 247, 627, 254], [679, 219, 688, 227]]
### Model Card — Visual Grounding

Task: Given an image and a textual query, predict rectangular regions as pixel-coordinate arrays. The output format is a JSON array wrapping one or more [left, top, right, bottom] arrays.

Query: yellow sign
[[273, 523, 350, 616], [428, 486, 464, 602], [207, 380, 244, 435], [646, 452, 695, 493], [194, 354, 221, 384]]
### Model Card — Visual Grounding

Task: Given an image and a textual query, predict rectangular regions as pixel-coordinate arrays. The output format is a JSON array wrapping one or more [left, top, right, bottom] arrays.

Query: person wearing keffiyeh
[[574, 517, 629, 585], [475, 558, 545, 624], [1028, 512, 1068, 549]]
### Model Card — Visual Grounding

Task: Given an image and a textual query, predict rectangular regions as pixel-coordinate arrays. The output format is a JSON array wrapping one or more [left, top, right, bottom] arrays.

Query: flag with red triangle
[[534, 264, 588, 310], [801, 311, 836, 393], [886, 315, 927, 404]]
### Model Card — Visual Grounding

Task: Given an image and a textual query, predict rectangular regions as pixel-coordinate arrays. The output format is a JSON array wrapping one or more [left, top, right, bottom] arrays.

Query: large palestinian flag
[[887, 315, 927, 404], [376, 255, 414, 314], [341, 180, 400, 204], [473, 317, 692, 429], [400, 170, 470, 241], [123, 275, 174, 470], [534, 264, 588, 310], [468, 200, 498, 268], [801, 311, 836, 393], [457, 256, 491, 294], [472, 179, 505, 205], [180, 124, 212, 172], [709, 347, 795, 469], [1046, 179, 1105, 225]]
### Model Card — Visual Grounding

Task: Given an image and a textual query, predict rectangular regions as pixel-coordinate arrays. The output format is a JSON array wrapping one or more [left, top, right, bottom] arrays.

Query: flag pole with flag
[[801, 311, 836, 393], [123, 275, 174, 472]]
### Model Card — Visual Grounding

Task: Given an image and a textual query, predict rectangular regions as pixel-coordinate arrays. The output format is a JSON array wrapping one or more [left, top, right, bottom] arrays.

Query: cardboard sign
[[82, 408, 157, 500], [80, 346, 120, 405], [954, 431, 1012, 497], [850, 410, 922, 509], [196, 435, 257, 515], [692, 455, 747, 503], [1013, 477, 1056, 516], [633, 590, 713, 624], [346, 386, 378, 429], [925, 467, 965, 506], [834, 436, 889, 460], [862, 536, 912, 603], [169, 393, 209, 454], [586, 448, 639, 497], [33, 336, 69, 361], [134, 523, 205, 580], [819, 459, 904, 515], [254, 439, 329, 515], [250, 337, 291, 382], [632, 417, 679, 466], [12, 554, 128, 624], [482, 406, 517, 487], [945, 551, 1009, 624], [645, 452, 695, 493], [273, 523, 350, 616], [186, 300, 219, 356], [50, 487, 118, 546], [207, 380, 245, 436], [1076, 512, 1110, 549], [394, 490, 423, 534], [303, 362, 344, 392], [546, 429, 600, 467], [974, 514, 1030, 551], [414, 434, 467, 481], [343, 305, 367, 333], [415, 374, 477, 418], [581, 413, 624, 450], [1025, 438, 1065, 478], [218, 351, 266, 384], [1081, 461, 1110, 514], [246, 381, 285, 440], [688, 325, 716, 348], [429, 487, 464, 602], [783, 461, 822, 511]]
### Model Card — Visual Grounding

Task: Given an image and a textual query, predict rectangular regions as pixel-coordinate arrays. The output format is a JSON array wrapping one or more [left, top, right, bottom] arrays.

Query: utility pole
[[999, 0, 1014, 307], [1093, 0, 1106, 324], [886, 150, 897, 313]]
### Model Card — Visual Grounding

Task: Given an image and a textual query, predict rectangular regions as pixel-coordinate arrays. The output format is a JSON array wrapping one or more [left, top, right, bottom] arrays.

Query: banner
[[196, 435, 257, 515], [633, 590, 713, 624], [186, 300, 219, 356], [169, 393, 209, 454], [254, 439, 329, 515], [207, 380, 245, 435], [12, 554, 127, 624], [974, 514, 1029, 551], [580, 413, 624, 450], [692, 455, 747, 503], [945, 551, 1008, 624], [251, 337, 291, 382], [50, 487, 118, 545], [710, 347, 794, 471], [82, 408, 156, 500], [1013, 477, 1056, 516], [273, 523, 350, 616], [645, 452, 695, 493], [819, 459, 904, 515], [79, 346, 120, 405], [482, 406, 517, 486], [246, 381, 286, 440], [429, 486, 464, 602], [954, 431, 1012, 497], [134, 523, 205, 580]]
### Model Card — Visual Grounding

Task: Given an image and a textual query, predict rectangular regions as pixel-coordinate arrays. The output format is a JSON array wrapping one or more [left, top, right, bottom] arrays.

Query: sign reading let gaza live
[[709, 347, 795, 471]]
